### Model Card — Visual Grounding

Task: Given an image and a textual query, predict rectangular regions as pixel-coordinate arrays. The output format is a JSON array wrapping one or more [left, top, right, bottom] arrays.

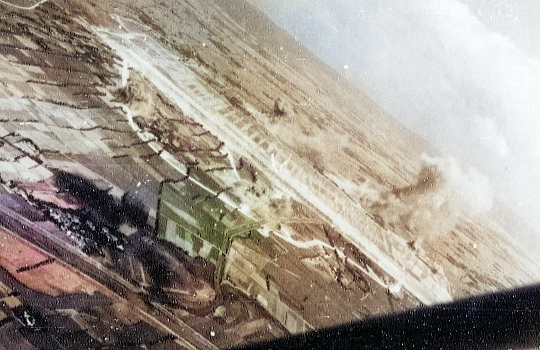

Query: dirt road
[[95, 24, 452, 305]]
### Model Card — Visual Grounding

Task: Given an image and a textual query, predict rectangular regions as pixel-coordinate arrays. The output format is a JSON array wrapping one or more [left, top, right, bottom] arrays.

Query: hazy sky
[[248, 0, 540, 239]]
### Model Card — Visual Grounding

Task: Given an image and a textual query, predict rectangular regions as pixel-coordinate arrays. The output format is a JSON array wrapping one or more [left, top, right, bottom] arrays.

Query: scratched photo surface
[[0, 1, 539, 349]]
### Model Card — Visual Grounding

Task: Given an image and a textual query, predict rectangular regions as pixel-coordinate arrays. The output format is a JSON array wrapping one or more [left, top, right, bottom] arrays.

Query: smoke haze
[[248, 0, 540, 245], [366, 155, 492, 238]]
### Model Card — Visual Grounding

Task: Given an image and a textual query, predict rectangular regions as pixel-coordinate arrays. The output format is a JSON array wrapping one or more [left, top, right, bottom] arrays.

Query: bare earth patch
[[0, 227, 111, 296]]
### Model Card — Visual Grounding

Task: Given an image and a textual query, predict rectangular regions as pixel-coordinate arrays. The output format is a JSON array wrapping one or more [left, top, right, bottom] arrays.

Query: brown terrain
[[0, 227, 109, 296], [92, 0, 538, 297], [0, 0, 539, 349]]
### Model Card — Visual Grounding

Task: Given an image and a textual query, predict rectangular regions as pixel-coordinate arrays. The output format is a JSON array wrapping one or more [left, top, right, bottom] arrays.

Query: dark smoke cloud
[[249, 0, 540, 244], [359, 155, 493, 238]]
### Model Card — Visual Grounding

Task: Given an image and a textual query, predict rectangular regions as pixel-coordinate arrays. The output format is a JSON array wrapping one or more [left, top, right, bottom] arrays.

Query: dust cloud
[[115, 71, 156, 119], [250, 0, 540, 243], [272, 97, 294, 119], [265, 115, 349, 173], [361, 155, 492, 239]]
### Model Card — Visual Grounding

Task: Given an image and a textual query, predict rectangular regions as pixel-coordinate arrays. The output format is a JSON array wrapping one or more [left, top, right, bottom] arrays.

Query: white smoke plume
[[363, 155, 492, 238], [250, 0, 540, 242]]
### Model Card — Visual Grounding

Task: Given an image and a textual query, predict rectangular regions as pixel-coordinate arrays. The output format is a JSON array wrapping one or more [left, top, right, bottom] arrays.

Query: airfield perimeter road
[[96, 26, 452, 306], [0, 203, 218, 350], [0, 0, 47, 10]]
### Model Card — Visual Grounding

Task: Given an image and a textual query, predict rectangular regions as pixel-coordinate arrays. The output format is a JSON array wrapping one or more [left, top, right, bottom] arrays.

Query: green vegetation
[[156, 169, 261, 286]]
